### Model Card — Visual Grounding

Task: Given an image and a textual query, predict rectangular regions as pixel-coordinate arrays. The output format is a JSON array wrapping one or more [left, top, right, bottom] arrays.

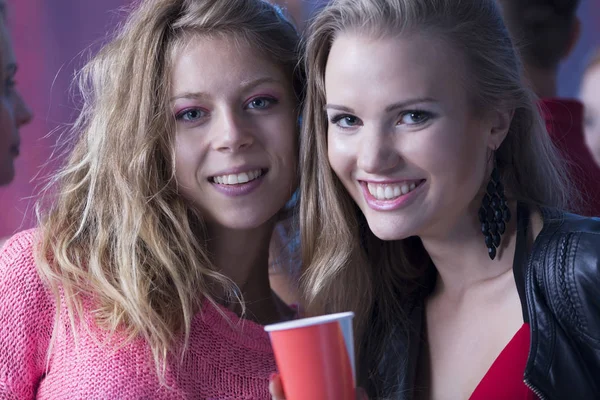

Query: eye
[[176, 108, 206, 122], [398, 110, 433, 125], [330, 114, 362, 129], [246, 96, 277, 110]]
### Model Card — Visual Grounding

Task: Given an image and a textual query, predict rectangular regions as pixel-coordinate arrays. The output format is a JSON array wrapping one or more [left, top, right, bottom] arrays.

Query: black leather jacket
[[371, 207, 600, 399]]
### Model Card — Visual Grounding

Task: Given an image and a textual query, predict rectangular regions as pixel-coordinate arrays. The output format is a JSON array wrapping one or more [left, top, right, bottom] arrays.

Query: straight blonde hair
[[300, 0, 571, 394], [35, 0, 303, 378]]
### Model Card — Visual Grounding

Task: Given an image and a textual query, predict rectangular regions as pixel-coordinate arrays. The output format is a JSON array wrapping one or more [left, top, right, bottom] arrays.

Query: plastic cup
[[264, 312, 355, 400]]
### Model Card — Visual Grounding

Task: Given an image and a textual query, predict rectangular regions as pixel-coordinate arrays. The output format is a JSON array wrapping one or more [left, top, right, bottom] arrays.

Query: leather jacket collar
[[371, 206, 600, 399]]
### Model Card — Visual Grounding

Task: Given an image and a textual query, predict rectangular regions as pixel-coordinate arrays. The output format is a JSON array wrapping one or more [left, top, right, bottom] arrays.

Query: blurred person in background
[[499, 0, 600, 216], [0, 0, 33, 248], [0, 1, 32, 186], [580, 49, 600, 168]]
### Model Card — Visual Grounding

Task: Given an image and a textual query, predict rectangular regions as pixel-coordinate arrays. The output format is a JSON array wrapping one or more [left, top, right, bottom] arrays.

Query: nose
[[356, 126, 401, 174], [14, 91, 33, 127], [213, 109, 254, 152]]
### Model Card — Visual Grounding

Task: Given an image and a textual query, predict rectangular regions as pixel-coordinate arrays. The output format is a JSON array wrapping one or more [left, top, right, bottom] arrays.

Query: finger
[[269, 373, 285, 400]]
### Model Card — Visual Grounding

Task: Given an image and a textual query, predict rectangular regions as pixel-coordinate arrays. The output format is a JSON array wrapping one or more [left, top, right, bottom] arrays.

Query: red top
[[540, 98, 600, 217], [470, 323, 537, 400]]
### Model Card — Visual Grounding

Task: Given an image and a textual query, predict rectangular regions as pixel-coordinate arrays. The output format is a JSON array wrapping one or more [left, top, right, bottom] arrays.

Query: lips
[[209, 168, 266, 185]]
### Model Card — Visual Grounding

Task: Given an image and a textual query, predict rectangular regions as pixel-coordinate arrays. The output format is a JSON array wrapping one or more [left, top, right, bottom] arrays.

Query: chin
[[369, 227, 409, 241], [214, 211, 276, 232], [365, 216, 416, 241]]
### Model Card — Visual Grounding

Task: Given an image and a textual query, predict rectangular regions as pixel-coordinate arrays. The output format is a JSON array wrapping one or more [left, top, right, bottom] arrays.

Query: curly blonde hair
[[35, 0, 303, 377]]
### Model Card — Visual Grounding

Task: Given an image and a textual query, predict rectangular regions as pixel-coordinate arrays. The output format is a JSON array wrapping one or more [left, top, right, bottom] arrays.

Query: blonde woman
[[0, 0, 303, 398], [273, 0, 600, 399]]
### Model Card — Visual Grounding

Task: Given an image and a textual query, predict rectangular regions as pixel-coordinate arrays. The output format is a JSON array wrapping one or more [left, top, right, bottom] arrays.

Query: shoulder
[[0, 229, 46, 293], [0, 229, 55, 396], [0, 229, 57, 325], [538, 210, 600, 346]]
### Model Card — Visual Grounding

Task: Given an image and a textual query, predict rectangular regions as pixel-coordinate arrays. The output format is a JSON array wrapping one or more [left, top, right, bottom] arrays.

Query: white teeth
[[237, 172, 249, 183], [367, 181, 421, 201], [213, 169, 263, 185], [384, 186, 394, 199]]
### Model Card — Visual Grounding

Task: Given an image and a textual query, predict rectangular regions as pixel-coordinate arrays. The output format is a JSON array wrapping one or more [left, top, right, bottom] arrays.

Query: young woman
[[279, 0, 600, 399], [0, 0, 303, 398]]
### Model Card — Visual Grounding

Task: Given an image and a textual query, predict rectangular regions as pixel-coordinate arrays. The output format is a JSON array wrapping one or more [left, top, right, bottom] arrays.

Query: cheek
[[327, 132, 353, 179], [174, 136, 199, 184], [415, 123, 487, 189], [268, 116, 297, 165]]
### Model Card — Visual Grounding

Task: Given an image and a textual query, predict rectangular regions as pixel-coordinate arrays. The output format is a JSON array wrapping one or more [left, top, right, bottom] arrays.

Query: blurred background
[[0, 0, 598, 239]]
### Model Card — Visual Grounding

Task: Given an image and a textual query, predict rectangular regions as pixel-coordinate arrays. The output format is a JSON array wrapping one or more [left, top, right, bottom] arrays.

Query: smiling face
[[170, 35, 298, 231], [325, 33, 505, 241], [0, 17, 32, 185]]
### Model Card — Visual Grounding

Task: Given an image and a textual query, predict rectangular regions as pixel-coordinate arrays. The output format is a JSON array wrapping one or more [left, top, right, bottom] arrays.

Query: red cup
[[264, 312, 355, 400]]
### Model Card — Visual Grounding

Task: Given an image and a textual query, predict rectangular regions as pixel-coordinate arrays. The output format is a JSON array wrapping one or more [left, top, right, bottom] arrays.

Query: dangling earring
[[478, 156, 511, 260]]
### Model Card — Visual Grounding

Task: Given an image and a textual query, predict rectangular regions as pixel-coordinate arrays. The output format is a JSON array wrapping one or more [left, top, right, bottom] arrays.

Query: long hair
[[299, 0, 571, 393], [35, 0, 303, 378]]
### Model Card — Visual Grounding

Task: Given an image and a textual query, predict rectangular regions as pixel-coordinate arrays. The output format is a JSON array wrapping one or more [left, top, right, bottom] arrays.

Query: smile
[[360, 179, 426, 211], [210, 169, 265, 185], [366, 179, 424, 200]]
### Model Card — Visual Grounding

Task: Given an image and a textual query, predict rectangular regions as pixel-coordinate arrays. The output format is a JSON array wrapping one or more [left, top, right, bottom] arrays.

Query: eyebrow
[[170, 76, 284, 102], [325, 97, 438, 113]]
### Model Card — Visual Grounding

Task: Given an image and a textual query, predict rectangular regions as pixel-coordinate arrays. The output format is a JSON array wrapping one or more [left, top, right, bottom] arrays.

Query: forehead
[[170, 34, 289, 96], [324, 32, 467, 104]]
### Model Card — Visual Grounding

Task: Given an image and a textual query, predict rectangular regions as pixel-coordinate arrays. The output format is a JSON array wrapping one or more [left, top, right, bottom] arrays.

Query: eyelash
[[398, 110, 434, 125], [329, 114, 360, 126], [329, 109, 434, 129], [245, 96, 279, 110], [174, 96, 279, 124], [175, 108, 207, 123]]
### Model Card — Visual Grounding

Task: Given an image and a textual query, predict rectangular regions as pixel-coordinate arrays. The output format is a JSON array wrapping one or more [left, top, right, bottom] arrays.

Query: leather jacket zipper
[[524, 378, 546, 400]]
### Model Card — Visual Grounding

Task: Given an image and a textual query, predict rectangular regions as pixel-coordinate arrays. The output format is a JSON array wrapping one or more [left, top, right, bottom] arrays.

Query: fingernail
[[269, 372, 278, 381]]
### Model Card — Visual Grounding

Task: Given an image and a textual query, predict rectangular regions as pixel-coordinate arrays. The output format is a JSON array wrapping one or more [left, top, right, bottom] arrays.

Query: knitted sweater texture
[[0, 229, 277, 399]]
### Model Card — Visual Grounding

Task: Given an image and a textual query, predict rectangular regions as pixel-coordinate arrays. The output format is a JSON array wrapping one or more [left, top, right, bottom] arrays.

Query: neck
[[208, 220, 288, 324], [419, 200, 518, 296], [524, 65, 558, 99]]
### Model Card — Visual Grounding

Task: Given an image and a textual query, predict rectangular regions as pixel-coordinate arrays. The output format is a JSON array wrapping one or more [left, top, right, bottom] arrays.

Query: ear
[[488, 108, 514, 151], [562, 17, 581, 60]]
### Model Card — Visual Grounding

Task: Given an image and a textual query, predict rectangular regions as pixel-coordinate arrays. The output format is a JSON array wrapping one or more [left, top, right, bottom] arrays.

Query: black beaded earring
[[478, 159, 511, 260]]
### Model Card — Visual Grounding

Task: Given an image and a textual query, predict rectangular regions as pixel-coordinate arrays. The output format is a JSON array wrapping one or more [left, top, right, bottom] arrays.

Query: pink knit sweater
[[0, 229, 279, 399]]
